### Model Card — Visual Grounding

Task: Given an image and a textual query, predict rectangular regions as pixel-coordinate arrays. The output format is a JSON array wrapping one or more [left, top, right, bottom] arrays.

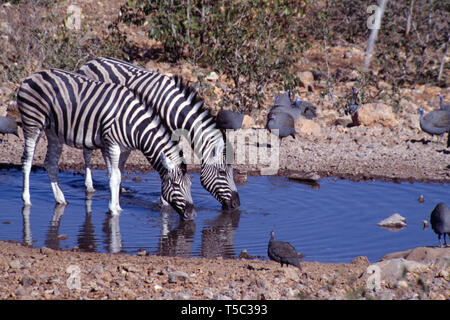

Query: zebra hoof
[[108, 206, 122, 216], [85, 187, 96, 194]]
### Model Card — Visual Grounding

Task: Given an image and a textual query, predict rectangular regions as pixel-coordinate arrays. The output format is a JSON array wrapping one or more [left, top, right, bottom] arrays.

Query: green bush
[[120, 0, 311, 109], [0, 0, 129, 84]]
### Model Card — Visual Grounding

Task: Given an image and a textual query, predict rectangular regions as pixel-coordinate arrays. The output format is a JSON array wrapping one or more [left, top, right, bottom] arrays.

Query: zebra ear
[[161, 152, 175, 171]]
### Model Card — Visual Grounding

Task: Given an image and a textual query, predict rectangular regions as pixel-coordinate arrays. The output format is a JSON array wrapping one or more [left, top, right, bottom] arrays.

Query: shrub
[[0, 0, 129, 84], [120, 0, 311, 109]]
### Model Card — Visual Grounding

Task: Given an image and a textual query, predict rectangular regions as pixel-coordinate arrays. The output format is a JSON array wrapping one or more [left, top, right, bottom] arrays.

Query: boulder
[[294, 118, 322, 137], [241, 115, 255, 129], [380, 246, 450, 264], [357, 103, 399, 128], [297, 71, 315, 88]]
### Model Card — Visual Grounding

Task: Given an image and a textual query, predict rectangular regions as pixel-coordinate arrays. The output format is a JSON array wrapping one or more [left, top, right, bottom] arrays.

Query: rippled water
[[0, 167, 448, 263]]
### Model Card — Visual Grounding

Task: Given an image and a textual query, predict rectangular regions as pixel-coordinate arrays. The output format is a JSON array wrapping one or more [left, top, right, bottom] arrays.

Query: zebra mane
[[171, 75, 227, 163], [172, 75, 205, 110]]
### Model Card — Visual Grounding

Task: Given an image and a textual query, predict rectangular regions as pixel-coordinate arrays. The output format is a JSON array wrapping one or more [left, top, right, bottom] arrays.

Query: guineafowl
[[266, 112, 295, 139], [438, 94, 450, 112], [267, 230, 302, 269], [216, 107, 245, 130], [344, 87, 361, 127], [430, 202, 450, 247], [270, 91, 301, 120], [295, 98, 317, 119], [418, 108, 450, 147], [0, 116, 19, 142]]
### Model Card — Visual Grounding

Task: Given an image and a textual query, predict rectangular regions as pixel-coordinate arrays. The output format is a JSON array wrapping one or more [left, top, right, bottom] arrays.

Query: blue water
[[0, 167, 448, 263]]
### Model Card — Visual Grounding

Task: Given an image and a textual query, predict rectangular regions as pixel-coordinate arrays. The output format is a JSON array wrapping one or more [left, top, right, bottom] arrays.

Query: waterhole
[[0, 167, 448, 263]]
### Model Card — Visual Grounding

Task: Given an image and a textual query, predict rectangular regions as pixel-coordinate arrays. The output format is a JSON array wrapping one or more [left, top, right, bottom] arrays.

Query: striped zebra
[[78, 57, 240, 210], [17, 68, 195, 220]]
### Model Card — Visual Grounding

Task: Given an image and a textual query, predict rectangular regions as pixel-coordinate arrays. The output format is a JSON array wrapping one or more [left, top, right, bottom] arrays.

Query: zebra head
[[200, 138, 240, 211], [160, 152, 195, 220]]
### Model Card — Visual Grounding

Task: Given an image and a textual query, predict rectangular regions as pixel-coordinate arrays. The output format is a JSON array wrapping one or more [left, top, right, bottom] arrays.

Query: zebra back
[[78, 57, 224, 163], [17, 68, 138, 150]]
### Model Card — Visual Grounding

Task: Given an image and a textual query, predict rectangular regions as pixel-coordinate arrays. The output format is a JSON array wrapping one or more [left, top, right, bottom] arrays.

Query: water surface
[[0, 168, 448, 263]]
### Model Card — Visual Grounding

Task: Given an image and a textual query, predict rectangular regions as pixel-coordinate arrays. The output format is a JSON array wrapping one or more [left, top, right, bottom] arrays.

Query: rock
[[377, 213, 407, 229], [294, 118, 322, 137], [284, 268, 301, 282], [241, 115, 255, 129], [206, 71, 219, 82], [397, 280, 408, 289], [168, 270, 190, 283], [357, 103, 399, 128], [9, 259, 22, 269], [297, 71, 314, 88], [380, 246, 450, 264], [418, 195, 424, 203], [372, 258, 427, 286]]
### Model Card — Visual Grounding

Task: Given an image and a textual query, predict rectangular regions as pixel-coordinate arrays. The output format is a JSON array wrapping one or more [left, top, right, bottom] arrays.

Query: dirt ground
[[0, 240, 448, 300], [0, 0, 448, 301]]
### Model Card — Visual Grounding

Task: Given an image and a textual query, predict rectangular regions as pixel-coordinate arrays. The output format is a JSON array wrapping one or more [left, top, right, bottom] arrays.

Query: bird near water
[[270, 90, 317, 120], [0, 116, 19, 142], [430, 202, 450, 247], [418, 107, 450, 147], [267, 230, 302, 269], [266, 112, 295, 139], [216, 108, 245, 131]]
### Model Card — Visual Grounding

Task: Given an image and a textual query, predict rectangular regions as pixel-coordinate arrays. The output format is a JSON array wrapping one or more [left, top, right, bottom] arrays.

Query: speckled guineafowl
[[270, 92, 301, 120], [418, 107, 450, 147], [295, 98, 317, 119], [0, 116, 19, 142], [270, 91, 317, 120], [216, 108, 245, 130], [344, 87, 361, 127], [268, 230, 302, 269], [266, 112, 295, 139], [430, 202, 450, 247]]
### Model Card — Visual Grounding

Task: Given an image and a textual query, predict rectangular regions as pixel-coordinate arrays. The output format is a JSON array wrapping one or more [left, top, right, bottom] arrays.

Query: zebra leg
[[119, 150, 130, 194], [21, 129, 41, 206], [44, 130, 67, 205], [83, 149, 96, 193], [103, 144, 122, 215]]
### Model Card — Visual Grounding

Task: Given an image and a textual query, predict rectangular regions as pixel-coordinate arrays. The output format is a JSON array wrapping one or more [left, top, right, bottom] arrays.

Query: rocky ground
[[0, 0, 448, 301], [0, 241, 448, 300]]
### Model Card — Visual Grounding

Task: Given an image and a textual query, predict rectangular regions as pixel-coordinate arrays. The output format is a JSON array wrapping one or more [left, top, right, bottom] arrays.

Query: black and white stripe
[[17, 68, 194, 219], [78, 57, 240, 210]]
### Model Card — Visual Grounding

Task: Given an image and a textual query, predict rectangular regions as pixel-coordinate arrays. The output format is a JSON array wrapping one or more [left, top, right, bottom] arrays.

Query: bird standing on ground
[[0, 116, 19, 142], [418, 107, 450, 147], [216, 107, 245, 130], [344, 87, 361, 127], [270, 90, 317, 120], [266, 112, 295, 139], [267, 230, 302, 269], [430, 202, 450, 247]]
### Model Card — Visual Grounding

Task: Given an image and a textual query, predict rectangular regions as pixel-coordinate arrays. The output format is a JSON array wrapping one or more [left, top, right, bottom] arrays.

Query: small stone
[[377, 213, 407, 229], [9, 259, 21, 269], [206, 71, 219, 82], [168, 271, 190, 283], [397, 280, 408, 289], [418, 195, 425, 203]]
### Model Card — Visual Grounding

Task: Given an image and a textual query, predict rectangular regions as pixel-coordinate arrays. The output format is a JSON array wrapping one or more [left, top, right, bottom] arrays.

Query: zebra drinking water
[[78, 57, 240, 210], [17, 69, 195, 220]]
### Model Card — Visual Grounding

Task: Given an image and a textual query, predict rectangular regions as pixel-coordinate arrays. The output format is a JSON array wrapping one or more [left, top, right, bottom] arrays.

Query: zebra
[[17, 68, 195, 220], [78, 57, 240, 210]]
